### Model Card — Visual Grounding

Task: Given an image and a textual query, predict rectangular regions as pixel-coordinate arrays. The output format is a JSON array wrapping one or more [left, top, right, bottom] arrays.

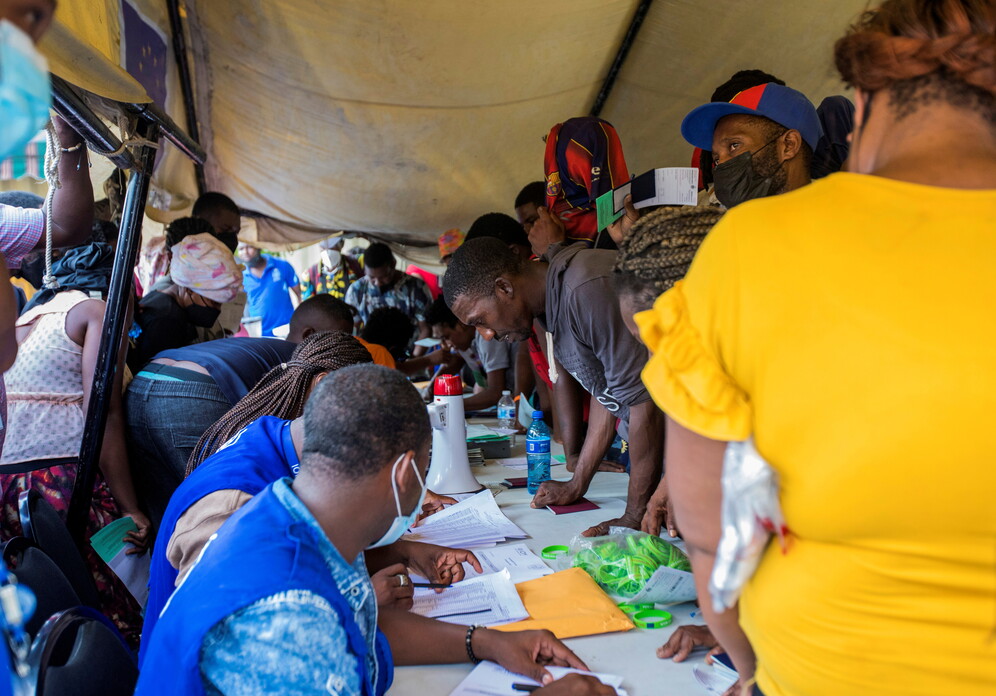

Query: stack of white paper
[[450, 661, 628, 696], [405, 491, 527, 548], [412, 570, 528, 626], [463, 544, 553, 584], [411, 543, 553, 586]]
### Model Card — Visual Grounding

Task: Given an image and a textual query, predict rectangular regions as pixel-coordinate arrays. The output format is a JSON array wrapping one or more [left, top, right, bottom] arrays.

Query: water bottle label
[[497, 406, 515, 420], [526, 439, 551, 454]]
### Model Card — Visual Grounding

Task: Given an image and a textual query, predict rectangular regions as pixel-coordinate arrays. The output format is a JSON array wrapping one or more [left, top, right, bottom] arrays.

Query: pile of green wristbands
[[572, 534, 692, 598]]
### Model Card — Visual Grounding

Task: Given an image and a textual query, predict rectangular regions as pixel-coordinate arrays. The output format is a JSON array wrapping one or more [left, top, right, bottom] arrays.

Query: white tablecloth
[[388, 434, 710, 695]]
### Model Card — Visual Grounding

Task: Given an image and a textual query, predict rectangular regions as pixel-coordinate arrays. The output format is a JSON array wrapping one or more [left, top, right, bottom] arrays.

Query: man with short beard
[[680, 82, 821, 209]]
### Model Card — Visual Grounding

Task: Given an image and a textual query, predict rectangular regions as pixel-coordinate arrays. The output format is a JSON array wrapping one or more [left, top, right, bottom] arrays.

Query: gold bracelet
[[60, 143, 83, 153]]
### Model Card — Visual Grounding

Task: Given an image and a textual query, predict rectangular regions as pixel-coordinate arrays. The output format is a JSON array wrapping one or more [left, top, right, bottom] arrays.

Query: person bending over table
[[444, 237, 664, 537], [136, 365, 614, 696]]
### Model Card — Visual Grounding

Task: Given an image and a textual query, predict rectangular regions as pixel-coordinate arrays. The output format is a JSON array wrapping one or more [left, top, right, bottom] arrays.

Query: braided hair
[[185, 331, 373, 474], [613, 206, 724, 313]]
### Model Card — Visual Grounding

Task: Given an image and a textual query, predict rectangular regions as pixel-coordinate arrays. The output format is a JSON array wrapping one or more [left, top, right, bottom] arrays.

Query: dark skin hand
[[371, 563, 415, 610], [533, 399, 664, 538], [381, 608, 588, 684], [528, 207, 566, 257], [657, 625, 721, 662], [534, 673, 618, 695], [364, 540, 481, 591], [641, 474, 679, 539]]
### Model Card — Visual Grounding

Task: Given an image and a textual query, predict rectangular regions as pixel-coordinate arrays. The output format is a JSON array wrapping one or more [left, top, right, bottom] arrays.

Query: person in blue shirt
[[237, 243, 301, 336], [136, 365, 613, 696]]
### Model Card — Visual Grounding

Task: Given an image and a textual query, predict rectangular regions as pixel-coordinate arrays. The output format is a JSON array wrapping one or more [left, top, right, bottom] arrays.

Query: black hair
[[465, 212, 530, 250], [165, 216, 215, 249], [363, 242, 395, 269], [192, 191, 239, 217], [514, 181, 546, 209], [361, 306, 414, 359], [0, 191, 44, 209], [701, 70, 787, 187], [90, 219, 119, 247], [443, 237, 522, 308], [425, 296, 460, 328], [710, 70, 786, 102], [290, 294, 355, 335], [301, 364, 431, 480]]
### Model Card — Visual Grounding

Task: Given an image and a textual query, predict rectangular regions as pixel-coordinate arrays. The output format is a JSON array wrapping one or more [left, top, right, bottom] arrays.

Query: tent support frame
[[66, 119, 160, 546], [165, 0, 207, 192], [589, 0, 654, 118]]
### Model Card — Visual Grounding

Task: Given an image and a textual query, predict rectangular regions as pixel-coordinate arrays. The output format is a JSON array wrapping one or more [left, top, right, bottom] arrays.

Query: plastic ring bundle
[[541, 545, 570, 560], [631, 609, 673, 629]]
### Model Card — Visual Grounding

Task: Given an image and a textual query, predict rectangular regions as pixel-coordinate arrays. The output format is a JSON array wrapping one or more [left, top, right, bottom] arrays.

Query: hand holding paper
[[405, 543, 482, 590]]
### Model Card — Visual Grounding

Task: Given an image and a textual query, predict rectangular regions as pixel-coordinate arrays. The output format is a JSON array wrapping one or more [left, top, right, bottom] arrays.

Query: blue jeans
[[124, 374, 231, 537]]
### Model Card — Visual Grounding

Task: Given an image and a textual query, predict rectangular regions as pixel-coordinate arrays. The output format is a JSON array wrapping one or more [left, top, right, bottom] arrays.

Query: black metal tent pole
[[165, 0, 206, 193], [66, 119, 160, 544], [589, 0, 654, 118], [50, 75, 139, 171]]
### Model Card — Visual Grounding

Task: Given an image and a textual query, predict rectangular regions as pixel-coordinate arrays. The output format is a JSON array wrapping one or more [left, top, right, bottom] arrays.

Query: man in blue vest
[[136, 365, 611, 696]]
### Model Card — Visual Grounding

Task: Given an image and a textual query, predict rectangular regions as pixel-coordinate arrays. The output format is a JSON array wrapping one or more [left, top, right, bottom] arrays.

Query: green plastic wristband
[[617, 602, 655, 615], [632, 609, 673, 629], [541, 545, 570, 560]]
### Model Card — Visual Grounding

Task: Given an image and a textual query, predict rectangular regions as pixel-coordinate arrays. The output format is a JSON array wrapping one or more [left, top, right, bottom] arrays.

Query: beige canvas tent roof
[[43, 0, 869, 251]]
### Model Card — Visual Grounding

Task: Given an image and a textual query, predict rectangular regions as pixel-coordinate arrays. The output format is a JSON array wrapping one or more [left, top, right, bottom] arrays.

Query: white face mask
[[0, 20, 52, 160], [366, 453, 427, 549], [321, 249, 342, 270]]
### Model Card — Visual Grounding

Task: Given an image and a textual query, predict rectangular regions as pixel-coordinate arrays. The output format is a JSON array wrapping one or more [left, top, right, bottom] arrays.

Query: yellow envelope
[[493, 568, 634, 638]]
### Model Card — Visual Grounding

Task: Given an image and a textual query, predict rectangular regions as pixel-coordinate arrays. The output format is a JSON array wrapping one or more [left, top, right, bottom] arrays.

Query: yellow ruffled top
[[632, 173, 996, 696]]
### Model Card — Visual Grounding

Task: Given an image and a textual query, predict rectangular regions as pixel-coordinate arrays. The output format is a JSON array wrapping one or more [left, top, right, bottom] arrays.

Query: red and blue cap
[[681, 83, 823, 151]]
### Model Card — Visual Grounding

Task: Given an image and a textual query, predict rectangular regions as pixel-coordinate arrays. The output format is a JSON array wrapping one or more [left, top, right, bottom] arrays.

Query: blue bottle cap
[[531, 411, 544, 419]]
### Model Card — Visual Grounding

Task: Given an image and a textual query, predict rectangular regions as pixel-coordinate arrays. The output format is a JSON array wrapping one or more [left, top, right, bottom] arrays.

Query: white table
[[389, 434, 708, 695]]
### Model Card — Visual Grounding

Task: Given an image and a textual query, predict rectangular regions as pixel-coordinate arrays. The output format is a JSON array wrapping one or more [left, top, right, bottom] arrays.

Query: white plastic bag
[[709, 438, 787, 613]]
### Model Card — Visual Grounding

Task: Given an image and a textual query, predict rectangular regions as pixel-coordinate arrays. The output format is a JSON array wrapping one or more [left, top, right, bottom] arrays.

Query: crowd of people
[[0, 0, 992, 694]]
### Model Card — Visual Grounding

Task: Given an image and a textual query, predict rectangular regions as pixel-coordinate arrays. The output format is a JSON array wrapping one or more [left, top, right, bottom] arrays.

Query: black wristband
[[465, 624, 482, 664]]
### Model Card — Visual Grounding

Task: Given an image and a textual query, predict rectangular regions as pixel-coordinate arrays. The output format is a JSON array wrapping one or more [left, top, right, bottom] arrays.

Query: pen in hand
[[512, 685, 539, 693]]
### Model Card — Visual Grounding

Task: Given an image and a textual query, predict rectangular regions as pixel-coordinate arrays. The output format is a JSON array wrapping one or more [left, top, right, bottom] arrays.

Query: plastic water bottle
[[497, 391, 516, 430], [526, 411, 552, 494]]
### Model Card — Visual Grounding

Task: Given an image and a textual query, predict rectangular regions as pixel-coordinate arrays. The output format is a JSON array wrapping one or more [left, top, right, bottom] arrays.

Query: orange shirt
[[355, 337, 396, 369]]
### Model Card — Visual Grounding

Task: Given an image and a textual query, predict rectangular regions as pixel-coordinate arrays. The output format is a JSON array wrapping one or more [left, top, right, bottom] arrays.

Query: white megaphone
[[426, 374, 483, 494]]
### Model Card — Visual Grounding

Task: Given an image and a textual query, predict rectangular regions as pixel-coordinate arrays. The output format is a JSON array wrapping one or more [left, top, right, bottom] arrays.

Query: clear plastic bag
[[709, 438, 788, 613], [560, 528, 697, 605]]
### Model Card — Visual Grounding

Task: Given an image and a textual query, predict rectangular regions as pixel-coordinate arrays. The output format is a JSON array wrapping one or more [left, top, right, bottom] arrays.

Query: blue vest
[[141, 416, 298, 663], [135, 483, 393, 696]]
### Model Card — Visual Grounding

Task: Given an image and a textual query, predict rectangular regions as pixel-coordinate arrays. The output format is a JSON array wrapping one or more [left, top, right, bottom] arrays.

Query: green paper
[[553, 455, 567, 464], [90, 517, 138, 565], [596, 189, 624, 232]]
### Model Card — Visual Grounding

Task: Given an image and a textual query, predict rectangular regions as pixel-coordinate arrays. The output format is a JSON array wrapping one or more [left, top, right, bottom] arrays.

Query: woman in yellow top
[[634, 1, 996, 694]]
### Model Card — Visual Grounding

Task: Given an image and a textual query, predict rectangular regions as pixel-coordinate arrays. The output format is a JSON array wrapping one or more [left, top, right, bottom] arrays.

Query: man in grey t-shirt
[[444, 238, 665, 537]]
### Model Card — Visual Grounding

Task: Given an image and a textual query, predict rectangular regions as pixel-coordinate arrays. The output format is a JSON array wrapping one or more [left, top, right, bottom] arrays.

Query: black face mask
[[184, 303, 221, 328], [712, 137, 782, 209]]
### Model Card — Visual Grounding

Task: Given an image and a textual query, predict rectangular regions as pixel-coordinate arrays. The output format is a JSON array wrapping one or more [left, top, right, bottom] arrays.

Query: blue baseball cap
[[681, 83, 823, 151]]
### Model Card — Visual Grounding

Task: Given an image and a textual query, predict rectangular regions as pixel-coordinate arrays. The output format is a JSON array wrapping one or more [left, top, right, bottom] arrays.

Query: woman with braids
[[142, 331, 465, 658], [635, 1, 996, 694]]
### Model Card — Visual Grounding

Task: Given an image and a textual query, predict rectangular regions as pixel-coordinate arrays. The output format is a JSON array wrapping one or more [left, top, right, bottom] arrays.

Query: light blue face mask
[[367, 453, 427, 549], [0, 20, 52, 161]]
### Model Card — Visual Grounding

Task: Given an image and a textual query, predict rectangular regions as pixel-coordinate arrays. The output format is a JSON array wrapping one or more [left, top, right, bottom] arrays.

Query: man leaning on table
[[135, 364, 615, 696], [444, 237, 666, 538]]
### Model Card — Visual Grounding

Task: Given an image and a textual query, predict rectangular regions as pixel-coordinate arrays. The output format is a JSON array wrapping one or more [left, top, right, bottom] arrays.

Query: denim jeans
[[124, 374, 231, 537]]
